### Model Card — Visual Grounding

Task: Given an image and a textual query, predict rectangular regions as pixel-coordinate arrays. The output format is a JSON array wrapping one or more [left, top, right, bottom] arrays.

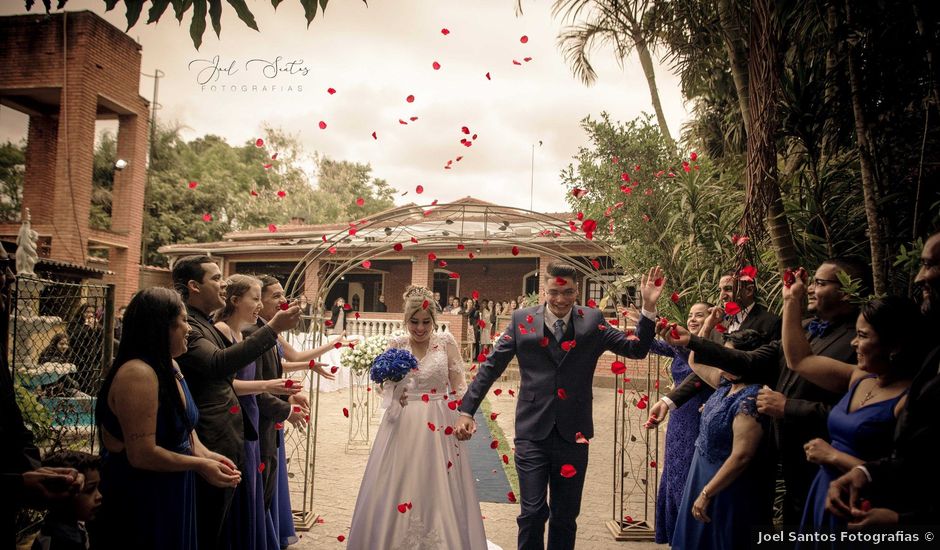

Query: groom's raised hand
[[455, 415, 476, 441], [639, 266, 665, 312]]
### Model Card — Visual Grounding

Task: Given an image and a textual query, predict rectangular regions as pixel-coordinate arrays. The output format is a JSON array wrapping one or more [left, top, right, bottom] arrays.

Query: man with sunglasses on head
[[648, 258, 867, 528]]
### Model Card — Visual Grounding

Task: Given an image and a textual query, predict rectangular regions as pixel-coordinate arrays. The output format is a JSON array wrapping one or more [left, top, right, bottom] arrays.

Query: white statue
[[16, 208, 39, 277]]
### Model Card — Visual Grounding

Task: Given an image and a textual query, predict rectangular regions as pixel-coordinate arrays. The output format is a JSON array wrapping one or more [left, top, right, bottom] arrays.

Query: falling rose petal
[[441, 28, 450, 35], [502, 454, 509, 464], [393, 243, 404, 251], [421, 299, 429, 310], [507, 491, 517, 503], [493, 389, 503, 396], [560, 340, 575, 352], [557, 388, 568, 400], [447, 400, 458, 411], [598, 324, 607, 331], [324, 320, 334, 327], [255, 138, 264, 147], [739, 265, 758, 281], [229, 405, 240, 414], [271, 153, 278, 160], [591, 259, 601, 270], [650, 460, 658, 468], [421, 394, 430, 403], [250, 190, 258, 196], [354, 312, 361, 319], [277, 190, 286, 198], [690, 151, 698, 161], [406, 94, 415, 103], [508, 389, 515, 397], [411, 237, 419, 243], [449, 272, 460, 279], [409, 116, 418, 122], [490, 412, 500, 420], [318, 121, 327, 130], [445, 425, 454, 434], [477, 319, 486, 329], [490, 439, 499, 449], [275, 422, 284, 430], [188, 181, 198, 189], [472, 133, 478, 140], [399, 119, 408, 125], [520, 35, 529, 43], [485, 71, 491, 80], [356, 197, 365, 207], [611, 361, 626, 375], [636, 399, 648, 410], [732, 234, 750, 247], [203, 213, 213, 222], [654, 277, 664, 287], [468, 252, 475, 259], [334, 342, 342, 349], [470, 290, 480, 301], [539, 337, 550, 347], [725, 302, 741, 316], [523, 56, 533, 62], [571, 188, 588, 199], [284, 379, 295, 388], [575, 432, 590, 444], [431, 199, 439, 206], [348, 227, 357, 235], [428, 252, 437, 261], [512, 60, 522, 65], [560, 464, 577, 478], [362, 260, 372, 269], [372, 131, 378, 140], [525, 314, 534, 324], [268, 224, 277, 233], [328, 246, 337, 254], [342, 407, 349, 418], [263, 163, 273, 169], [416, 185, 424, 194], [330, 366, 339, 374], [609, 319, 619, 326], [397, 503, 408, 513], [511, 246, 520, 256], [671, 292, 680, 303], [337, 535, 345, 542], [555, 277, 568, 286], [432, 61, 441, 70], [860, 499, 872, 512], [587, 299, 597, 308], [456, 244, 466, 250], [428, 422, 436, 431], [327, 87, 336, 95]]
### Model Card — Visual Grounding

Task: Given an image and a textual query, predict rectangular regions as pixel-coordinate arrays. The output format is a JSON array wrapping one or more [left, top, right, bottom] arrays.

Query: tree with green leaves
[[0, 141, 25, 223]]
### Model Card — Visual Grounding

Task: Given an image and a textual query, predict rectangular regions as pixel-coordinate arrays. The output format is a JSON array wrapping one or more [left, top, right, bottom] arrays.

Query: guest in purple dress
[[647, 302, 713, 544]]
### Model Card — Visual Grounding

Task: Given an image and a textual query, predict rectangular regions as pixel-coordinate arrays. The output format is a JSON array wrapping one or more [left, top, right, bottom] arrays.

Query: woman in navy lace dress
[[648, 302, 713, 544], [780, 280, 922, 546], [672, 330, 774, 550]]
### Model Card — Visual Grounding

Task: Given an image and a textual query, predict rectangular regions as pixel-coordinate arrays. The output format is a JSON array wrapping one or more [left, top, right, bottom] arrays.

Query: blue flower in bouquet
[[370, 348, 419, 384]]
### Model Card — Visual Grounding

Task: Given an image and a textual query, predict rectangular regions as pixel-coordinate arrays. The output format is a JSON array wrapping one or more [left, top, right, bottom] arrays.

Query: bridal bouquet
[[370, 348, 419, 385]]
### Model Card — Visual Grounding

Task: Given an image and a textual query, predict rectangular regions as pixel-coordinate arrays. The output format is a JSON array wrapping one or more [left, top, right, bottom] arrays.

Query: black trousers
[[514, 426, 590, 550], [195, 478, 234, 550]]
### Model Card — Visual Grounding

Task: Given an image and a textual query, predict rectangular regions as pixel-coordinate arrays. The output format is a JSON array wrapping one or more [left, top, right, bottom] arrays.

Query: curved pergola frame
[[281, 201, 660, 541]]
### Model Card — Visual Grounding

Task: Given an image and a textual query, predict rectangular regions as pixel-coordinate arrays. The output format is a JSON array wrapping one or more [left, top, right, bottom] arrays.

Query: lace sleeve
[[736, 386, 762, 419], [440, 332, 467, 395]]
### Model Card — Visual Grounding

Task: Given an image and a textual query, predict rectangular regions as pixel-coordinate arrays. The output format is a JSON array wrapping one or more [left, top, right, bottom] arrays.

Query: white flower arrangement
[[342, 333, 390, 375]]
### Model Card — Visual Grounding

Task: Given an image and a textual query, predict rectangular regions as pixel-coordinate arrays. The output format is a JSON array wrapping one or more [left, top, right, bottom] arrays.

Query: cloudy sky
[[0, 0, 690, 214]]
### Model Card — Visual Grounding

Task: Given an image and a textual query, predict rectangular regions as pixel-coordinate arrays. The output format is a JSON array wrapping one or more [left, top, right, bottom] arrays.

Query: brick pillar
[[23, 115, 59, 224], [108, 113, 148, 305], [410, 255, 433, 289], [303, 260, 320, 301], [536, 254, 556, 298]]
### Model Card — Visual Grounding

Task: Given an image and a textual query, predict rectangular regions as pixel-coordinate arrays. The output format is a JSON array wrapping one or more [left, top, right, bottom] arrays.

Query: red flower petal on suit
[[393, 243, 404, 251], [229, 405, 240, 414], [493, 389, 502, 396], [502, 454, 509, 464], [611, 361, 626, 375], [428, 422, 436, 431], [507, 491, 517, 503], [724, 301, 741, 316], [330, 366, 339, 374], [490, 439, 499, 449], [560, 464, 577, 478], [539, 337, 550, 347], [342, 407, 349, 418], [557, 388, 568, 400], [490, 412, 499, 420], [432, 61, 441, 70], [525, 314, 534, 324], [560, 340, 576, 352], [575, 432, 589, 444], [318, 121, 327, 130]]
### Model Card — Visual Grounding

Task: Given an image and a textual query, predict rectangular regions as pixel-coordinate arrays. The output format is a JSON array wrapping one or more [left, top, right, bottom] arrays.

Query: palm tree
[[553, 0, 676, 149]]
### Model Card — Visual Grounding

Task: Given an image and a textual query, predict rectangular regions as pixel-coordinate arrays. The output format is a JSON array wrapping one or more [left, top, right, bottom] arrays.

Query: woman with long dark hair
[[93, 287, 241, 549]]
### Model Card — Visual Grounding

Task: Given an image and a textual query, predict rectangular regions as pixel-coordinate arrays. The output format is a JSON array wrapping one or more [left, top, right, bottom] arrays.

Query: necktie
[[807, 319, 830, 339], [554, 319, 565, 343]]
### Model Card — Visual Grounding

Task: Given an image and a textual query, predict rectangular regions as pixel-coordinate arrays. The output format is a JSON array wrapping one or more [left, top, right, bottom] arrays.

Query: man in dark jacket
[[173, 256, 299, 550]]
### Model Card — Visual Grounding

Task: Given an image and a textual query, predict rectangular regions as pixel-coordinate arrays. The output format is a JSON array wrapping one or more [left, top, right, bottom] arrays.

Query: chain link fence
[[10, 275, 114, 456]]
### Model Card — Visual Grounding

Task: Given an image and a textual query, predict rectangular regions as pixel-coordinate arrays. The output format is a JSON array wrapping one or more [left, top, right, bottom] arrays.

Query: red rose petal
[[449, 272, 459, 279], [560, 340, 576, 352], [229, 405, 240, 414], [671, 291, 680, 303], [277, 190, 286, 198], [490, 439, 499, 449], [557, 388, 568, 400], [485, 71, 491, 80], [476, 352, 487, 363], [611, 361, 626, 375], [636, 399, 648, 410], [441, 28, 450, 35], [523, 56, 533, 62], [575, 432, 589, 444], [508, 389, 515, 397], [397, 503, 408, 513], [609, 319, 619, 326], [654, 277, 664, 287], [587, 299, 597, 308], [406, 94, 415, 103], [188, 181, 198, 189], [342, 407, 349, 418], [324, 320, 334, 327], [447, 401, 457, 411], [432, 61, 441, 70], [203, 213, 213, 222], [255, 138, 264, 147], [330, 366, 339, 374], [416, 185, 424, 194], [650, 460, 657, 468], [356, 197, 365, 207], [343, 303, 352, 311], [393, 243, 404, 251], [490, 412, 500, 420], [337, 535, 345, 542], [511, 246, 520, 256], [362, 260, 372, 269], [539, 337, 550, 347], [421, 299, 429, 310], [275, 422, 284, 430], [250, 190, 258, 196], [502, 454, 509, 464], [428, 422, 436, 431], [507, 491, 517, 503], [327, 87, 336, 95], [371, 131, 378, 140], [725, 301, 741, 316], [560, 464, 577, 478], [334, 342, 342, 349], [318, 121, 327, 130], [354, 312, 360, 319], [284, 379, 295, 388], [268, 224, 277, 233], [493, 389, 502, 396], [520, 35, 529, 43], [445, 425, 454, 434]]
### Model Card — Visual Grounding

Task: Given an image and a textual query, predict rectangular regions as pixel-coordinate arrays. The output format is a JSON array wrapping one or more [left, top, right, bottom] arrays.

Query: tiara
[[403, 285, 435, 301]]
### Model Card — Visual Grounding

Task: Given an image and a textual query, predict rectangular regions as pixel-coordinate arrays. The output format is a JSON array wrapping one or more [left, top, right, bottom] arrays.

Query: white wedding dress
[[346, 332, 497, 550]]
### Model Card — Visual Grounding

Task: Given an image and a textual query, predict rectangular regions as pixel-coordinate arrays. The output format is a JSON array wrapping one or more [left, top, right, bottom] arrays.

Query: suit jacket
[[705, 302, 781, 345], [865, 344, 940, 524], [458, 304, 655, 443], [176, 305, 278, 471], [244, 320, 292, 463]]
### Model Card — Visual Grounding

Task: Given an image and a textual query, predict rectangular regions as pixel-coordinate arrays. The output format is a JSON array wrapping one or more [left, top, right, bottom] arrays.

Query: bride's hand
[[399, 390, 408, 407], [455, 415, 476, 441]]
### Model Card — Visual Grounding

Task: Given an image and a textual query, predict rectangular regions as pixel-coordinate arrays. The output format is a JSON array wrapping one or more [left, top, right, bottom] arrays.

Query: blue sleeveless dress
[[94, 366, 199, 549], [649, 340, 712, 544], [672, 382, 774, 550], [224, 360, 280, 549], [798, 374, 907, 548], [271, 343, 299, 548]]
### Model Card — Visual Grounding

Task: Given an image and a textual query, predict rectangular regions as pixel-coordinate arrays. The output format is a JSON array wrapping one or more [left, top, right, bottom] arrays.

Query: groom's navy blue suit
[[459, 304, 655, 550]]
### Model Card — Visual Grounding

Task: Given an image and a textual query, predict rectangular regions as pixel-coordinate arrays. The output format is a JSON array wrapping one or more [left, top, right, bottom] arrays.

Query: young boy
[[31, 451, 101, 550]]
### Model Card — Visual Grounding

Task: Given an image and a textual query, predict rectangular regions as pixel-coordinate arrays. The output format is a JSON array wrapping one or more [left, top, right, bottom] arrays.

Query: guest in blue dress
[[672, 329, 774, 550], [780, 289, 923, 546], [92, 287, 241, 550], [214, 275, 303, 550], [648, 302, 714, 544]]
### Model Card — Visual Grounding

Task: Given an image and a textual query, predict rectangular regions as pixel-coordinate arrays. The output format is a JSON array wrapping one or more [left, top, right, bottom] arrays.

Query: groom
[[456, 262, 664, 550]]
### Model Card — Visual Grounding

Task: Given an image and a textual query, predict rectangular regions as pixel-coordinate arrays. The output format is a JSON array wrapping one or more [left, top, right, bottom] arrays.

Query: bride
[[346, 286, 497, 550]]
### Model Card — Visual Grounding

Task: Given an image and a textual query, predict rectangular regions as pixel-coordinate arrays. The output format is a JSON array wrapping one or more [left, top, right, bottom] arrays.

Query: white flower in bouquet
[[342, 333, 389, 375]]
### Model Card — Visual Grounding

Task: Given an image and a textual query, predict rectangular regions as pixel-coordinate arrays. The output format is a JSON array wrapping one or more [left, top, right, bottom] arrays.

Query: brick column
[[410, 255, 433, 289], [108, 113, 148, 305], [303, 260, 320, 302], [23, 115, 59, 224]]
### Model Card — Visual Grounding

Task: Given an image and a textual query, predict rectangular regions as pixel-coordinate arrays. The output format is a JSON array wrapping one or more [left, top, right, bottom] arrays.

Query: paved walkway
[[290, 381, 668, 550]]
